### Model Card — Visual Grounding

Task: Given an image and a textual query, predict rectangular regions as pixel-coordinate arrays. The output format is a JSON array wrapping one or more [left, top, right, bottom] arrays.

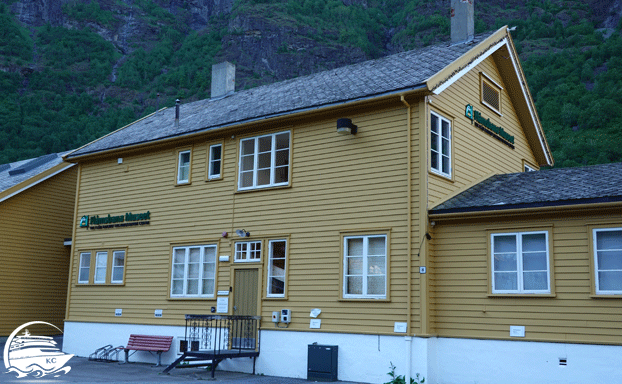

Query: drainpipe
[[400, 95, 413, 384]]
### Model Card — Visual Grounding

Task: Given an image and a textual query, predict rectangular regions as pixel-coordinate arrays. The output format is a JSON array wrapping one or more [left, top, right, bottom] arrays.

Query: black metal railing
[[182, 315, 261, 355]]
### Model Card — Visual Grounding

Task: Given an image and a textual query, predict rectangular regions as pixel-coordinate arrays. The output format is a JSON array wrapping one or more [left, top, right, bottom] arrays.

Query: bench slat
[[125, 335, 173, 352]]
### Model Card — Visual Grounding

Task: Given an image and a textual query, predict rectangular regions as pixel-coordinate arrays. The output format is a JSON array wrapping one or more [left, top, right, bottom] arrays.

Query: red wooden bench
[[120, 334, 173, 366]]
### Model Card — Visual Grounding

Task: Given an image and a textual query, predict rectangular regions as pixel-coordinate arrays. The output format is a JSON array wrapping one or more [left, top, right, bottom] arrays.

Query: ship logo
[[3, 321, 73, 378]]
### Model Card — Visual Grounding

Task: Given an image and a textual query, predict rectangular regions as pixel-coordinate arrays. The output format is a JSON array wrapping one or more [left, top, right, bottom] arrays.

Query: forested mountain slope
[[1, 0, 621, 167]]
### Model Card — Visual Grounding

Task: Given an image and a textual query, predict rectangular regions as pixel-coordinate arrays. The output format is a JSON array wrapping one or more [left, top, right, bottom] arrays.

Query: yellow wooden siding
[[430, 209, 622, 345], [427, 55, 539, 207], [0, 166, 77, 336], [67, 102, 423, 335]]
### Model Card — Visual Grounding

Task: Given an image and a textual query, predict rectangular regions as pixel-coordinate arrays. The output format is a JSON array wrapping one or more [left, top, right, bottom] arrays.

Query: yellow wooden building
[[0, 153, 77, 336], [60, 2, 622, 382]]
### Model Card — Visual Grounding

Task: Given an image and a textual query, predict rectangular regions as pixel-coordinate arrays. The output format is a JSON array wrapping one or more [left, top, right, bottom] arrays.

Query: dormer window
[[480, 73, 502, 115]]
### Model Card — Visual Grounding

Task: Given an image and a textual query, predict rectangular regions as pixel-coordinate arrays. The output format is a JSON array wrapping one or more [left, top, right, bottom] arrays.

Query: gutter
[[429, 197, 622, 220], [64, 84, 429, 162]]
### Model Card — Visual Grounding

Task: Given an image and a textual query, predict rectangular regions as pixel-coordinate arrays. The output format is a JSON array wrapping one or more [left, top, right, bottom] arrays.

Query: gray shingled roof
[[67, 31, 499, 159], [430, 162, 622, 214], [0, 152, 73, 196]]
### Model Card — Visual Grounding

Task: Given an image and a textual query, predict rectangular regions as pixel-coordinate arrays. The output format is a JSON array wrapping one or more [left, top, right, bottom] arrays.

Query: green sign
[[465, 104, 515, 147], [80, 211, 150, 229]]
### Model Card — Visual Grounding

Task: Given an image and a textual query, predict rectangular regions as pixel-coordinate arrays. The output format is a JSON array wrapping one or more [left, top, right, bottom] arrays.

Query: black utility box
[[307, 344, 338, 382]]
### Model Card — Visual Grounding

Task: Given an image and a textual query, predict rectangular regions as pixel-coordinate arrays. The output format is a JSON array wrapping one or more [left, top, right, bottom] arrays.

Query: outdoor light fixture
[[235, 229, 250, 237], [337, 118, 357, 135]]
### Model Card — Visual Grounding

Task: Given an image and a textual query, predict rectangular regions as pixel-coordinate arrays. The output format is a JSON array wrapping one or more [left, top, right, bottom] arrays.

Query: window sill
[[236, 184, 292, 194], [175, 181, 192, 187], [429, 170, 453, 182], [590, 294, 622, 299], [338, 298, 390, 303], [75, 283, 126, 287], [167, 296, 216, 301], [488, 293, 556, 298]]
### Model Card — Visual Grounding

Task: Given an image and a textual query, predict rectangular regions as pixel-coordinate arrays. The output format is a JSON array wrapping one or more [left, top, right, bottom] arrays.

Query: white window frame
[[94, 251, 108, 284], [234, 241, 262, 262], [238, 131, 290, 190], [208, 144, 222, 179], [111, 250, 126, 284], [79, 252, 91, 284], [491, 231, 550, 294], [177, 150, 191, 184], [267, 239, 287, 297], [343, 235, 387, 299], [170, 245, 217, 298], [593, 228, 622, 295], [430, 111, 452, 178], [524, 164, 537, 172]]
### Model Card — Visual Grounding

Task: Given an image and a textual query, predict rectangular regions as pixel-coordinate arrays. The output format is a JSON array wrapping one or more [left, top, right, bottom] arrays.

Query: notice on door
[[217, 297, 229, 313]]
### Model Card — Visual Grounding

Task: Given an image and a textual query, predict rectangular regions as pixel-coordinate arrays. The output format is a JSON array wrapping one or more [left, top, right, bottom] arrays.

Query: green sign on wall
[[465, 104, 515, 148], [80, 211, 150, 229]]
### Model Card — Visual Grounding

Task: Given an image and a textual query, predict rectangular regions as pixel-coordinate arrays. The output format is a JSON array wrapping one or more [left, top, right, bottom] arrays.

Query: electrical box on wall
[[272, 311, 280, 323], [281, 309, 291, 323]]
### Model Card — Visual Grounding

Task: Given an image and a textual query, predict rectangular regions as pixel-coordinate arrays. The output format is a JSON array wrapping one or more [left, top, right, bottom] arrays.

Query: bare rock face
[[10, 0, 64, 27]]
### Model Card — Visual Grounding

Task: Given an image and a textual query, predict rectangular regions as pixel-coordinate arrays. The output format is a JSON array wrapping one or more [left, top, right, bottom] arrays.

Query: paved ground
[[1, 338, 369, 384]]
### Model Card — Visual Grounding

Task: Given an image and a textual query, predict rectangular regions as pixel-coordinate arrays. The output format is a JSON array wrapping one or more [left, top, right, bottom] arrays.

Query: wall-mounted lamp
[[235, 229, 250, 237], [337, 118, 357, 135]]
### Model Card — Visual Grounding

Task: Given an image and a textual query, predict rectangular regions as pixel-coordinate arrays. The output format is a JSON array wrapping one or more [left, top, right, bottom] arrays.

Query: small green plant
[[384, 362, 425, 384]]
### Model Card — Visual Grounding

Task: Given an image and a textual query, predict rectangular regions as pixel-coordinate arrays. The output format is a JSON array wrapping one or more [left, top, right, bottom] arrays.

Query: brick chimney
[[211, 62, 235, 98], [450, 0, 474, 44]]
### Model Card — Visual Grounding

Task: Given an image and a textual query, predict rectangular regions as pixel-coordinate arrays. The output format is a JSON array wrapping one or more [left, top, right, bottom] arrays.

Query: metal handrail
[[183, 314, 261, 355]]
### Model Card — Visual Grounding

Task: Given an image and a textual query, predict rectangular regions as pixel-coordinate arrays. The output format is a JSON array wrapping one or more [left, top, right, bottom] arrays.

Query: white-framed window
[[343, 235, 387, 299], [177, 150, 191, 184], [79, 252, 91, 284], [430, 112, 451, 178], [267, 240, 287, 297], [208, 144, 222, 179], [111, 250, 126, 284], [170, 245, 217, 297], [235, 241, 262, 262], [593, 228, 622, 294], [524, 163, 537, 172], [238, 131, 290, 190], [491, 231, 550, 294], [94, 251, 108, 284]]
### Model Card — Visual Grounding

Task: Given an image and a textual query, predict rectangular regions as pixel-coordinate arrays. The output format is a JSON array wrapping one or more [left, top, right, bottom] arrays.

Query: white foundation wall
[[63, 322, 186, 365], [429, 337, 622, 384]]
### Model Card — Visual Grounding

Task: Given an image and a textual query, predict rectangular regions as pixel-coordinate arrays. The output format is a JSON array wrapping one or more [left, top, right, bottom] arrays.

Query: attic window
[[480, 73, 502, 115]]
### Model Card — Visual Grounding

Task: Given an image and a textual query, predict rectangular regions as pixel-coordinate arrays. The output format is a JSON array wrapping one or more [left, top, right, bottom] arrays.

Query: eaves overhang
[[429, 196, 622, 218]]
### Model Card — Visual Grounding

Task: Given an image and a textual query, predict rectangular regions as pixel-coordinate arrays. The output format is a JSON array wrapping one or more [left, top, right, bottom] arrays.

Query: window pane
[[431, 114, 438, 133], [173, 264, 185, 279], [494, 253, 517, 272], [274, 166, 288, 184], [598, 271, 622, 291], [188, 263, 199, 279], [442, 137, 449, 155], [442, 120, 450, 138], [173, 249, 185, 264], [347, 276, 362, 294], [258, 136, 272, 152], [494, 272, 517, 290], [210, 160, 221, 177], [347, 238, 363, 256], [113, 252, 125, 266], [172, 280, 183, 295], [442, 155, 450, 174], [523, 233, 546, 252], [203, 263, 215, 276], [240, 171, 253, 188], [210, 145, 221, 161], [187, 279, 199, 295], [523, 252, 547, 271], [241, 139, 255, 155], [367, 276, 385, 295], [347, 257, 363, 275], [270, 278, 285, 294], [431, 132, 439, 151], [597, 250, 622, 270], [257, 169, 271, 186], [275, 132, 289, 150], [494, 235, 516, 253], [204, 247, 216, 263], [189, 248, 200, 263], [597, 230, 622, 250], [202, 279, 215, 295], [368, 237, 385, 255], [368, 256, 385, 275], [430, 151, 438, 170], [241, 155, 255, 171], [270, 259, 286, 277], [258, 152, 271, 169], [275, 149, 289, 166], [112, 267, 124, 282], [523, 271, 548, 290]]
